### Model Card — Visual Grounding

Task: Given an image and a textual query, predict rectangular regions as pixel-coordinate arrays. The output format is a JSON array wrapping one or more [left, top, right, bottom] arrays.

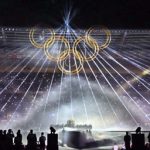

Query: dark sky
[[0, 0, 150, 28]]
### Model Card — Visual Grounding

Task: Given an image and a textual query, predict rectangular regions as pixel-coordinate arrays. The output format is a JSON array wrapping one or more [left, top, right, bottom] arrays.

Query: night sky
[[0, 0, 150, 28]]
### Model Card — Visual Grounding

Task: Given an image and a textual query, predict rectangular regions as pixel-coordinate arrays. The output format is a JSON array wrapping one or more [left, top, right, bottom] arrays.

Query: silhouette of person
[[27, 129, 37, 150], [50, 126, 56, 134], [3, 130, 7, 149], [124, 132, 131, 150], [14, 130, 23, 150], [6, 129, 14, 150], [136, 127, 141, 134], [39, 132, 46, 150], [0, 130, 3, 150]]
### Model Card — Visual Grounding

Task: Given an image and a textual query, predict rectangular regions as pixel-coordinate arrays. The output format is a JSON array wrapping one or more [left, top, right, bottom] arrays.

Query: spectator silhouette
[[50, 127, 56, 134], [0, 130, 4, 150], [6, 129, 14, 150], [136, 127, 141, 134], [27, 130, 37, 150], [39, 132, 46, 150], [14, 130, 23, 150], [124, 132, 131, 150], [3, 130, 7, 149]]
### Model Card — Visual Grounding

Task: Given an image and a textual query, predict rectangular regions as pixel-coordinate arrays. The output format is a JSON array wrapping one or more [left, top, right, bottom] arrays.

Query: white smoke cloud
[[10, 76, 147, 131]]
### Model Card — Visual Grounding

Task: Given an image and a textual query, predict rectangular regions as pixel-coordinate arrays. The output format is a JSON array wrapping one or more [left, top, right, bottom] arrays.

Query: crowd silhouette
[[0, 128, 53, 150], [0, 126, 150, 150], [122, 127, 150, 150]]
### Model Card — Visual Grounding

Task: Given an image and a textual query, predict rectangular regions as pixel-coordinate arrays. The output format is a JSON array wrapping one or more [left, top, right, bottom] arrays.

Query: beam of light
[[63, 2, 77, 28], [69, 27, 89, 124], [122, 40, 150, 58], [25, 62, 49, 120], [71, 29, 106, 128], [116, 68, 150, 95], [6, 55, 46, 128], [73, 30, 139, 125], [79, 48, 121, 123], [73, 56, 89, 124], [122, 48, 150, 61], [56, 61, 64, 125], [102, 50, 150, 104], [56, 29, 67, 125], [38, 63, 57, 130], [122, 48, 150, 62], [0, 49, 42, 97], [1, 51, 45, 112], [127, 43, 150, 54], [106, 47, 150, 87], [36, 72, 57, 131], [38, 28, 66, 128], [0, 45, 30, 71], [106, 47, 149, 78], [89, 54, 139, 125], [96, 42, 149, 122], [100, 50, 150, 99], [100, 47, 149, 103], [95, 51, 150, 122], [81, 59, 106, 128], [67, 27, 74, 120], [121, 52, 150, 70], [70, 29, 122, 125], [80, 56, 120, 121], [0, 46, 36, 82]]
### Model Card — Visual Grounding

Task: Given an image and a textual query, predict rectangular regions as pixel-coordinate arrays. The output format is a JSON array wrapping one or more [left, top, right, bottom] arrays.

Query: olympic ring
[[29, 26, 111, 74], [57, 49, 83, 74], [73, 36, 100, 61], [44, 36, 70, 62], [29, 28, 55, 48], [85, 26, 111, 49]]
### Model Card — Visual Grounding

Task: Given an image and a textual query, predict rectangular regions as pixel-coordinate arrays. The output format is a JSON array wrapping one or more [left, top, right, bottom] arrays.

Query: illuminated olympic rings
[[85, 26, 111, 49], [57, 49, 84, 74], [29, 28, 55, 48], [29, 26, 111, 74], [44, 36, 70, 62], [73, 36, 100, 61]]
